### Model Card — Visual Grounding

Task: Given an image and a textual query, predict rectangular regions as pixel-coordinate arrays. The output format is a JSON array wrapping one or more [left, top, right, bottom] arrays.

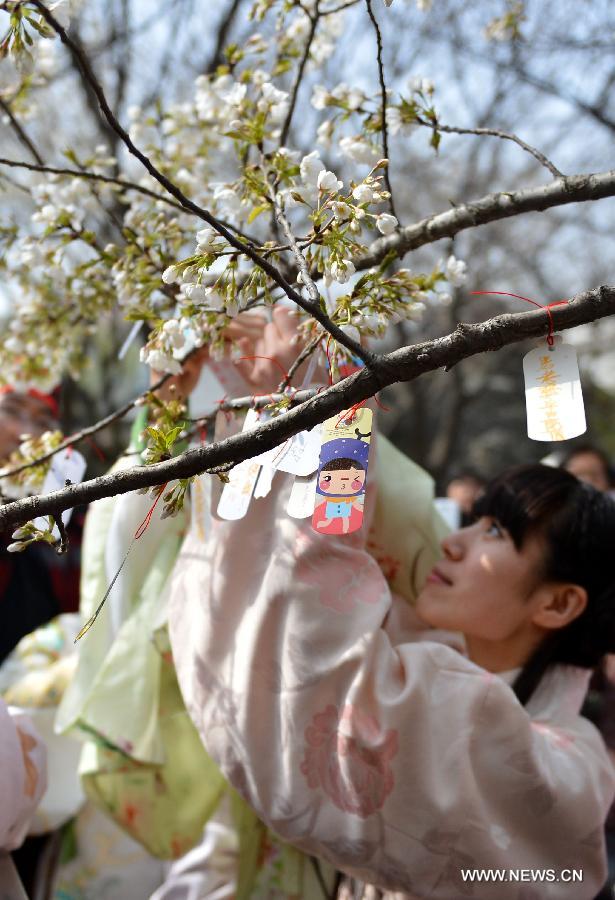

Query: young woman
[[166, 318, 615, 899]]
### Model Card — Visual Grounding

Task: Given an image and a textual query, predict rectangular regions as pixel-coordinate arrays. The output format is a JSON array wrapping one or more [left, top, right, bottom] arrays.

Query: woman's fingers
[[224, 314, 268, 344], [272, 305, 302, 342]]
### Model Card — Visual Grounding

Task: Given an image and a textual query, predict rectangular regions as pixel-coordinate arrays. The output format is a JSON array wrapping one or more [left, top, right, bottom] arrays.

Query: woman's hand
[[150, 346, 210, 404], [230, 306, 328, 394], [150, 306, 323, 402]]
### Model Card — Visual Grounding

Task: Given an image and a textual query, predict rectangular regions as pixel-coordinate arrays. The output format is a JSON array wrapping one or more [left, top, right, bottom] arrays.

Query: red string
[[238, 355, 290, 383], [373, 394, 390, 413], [134, 483, 168, 540], [335, 399, 368, 428], [85, 434, 106, 461], [215, 394, 232, 424], [471, 291, 568, 347]]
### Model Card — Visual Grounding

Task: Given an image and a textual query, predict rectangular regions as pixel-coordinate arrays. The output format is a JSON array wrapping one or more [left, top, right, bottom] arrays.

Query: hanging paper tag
[[190, 360, 247, 419], [253, 464, 276, 499], [250, 423, 322, 477], [287, 472, 318, 518], [311, 406, 372, 535], [118, 320, 143, 360], [216, 409, 262, 520], [276, 425, 322, 476], [190, 473, 210, 541], [523, 337, 586, 441], [34, 448, 87, 536]]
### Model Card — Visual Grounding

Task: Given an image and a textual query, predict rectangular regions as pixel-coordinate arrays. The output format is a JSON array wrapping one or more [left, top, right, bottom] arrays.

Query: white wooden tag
[[190, 472, 210, 541], [253, 464, 276, 499], [190, 360, 247, 419], [287, 472, 317, 518], [34, 448, 87, 535], [523, 337, 586, 441], [276, 425, 323, 476], [216, 410, 262, 519], [118, 320, 143, 360]]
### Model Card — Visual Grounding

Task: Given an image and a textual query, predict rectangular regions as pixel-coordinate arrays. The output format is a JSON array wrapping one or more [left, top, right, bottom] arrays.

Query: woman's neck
[[464, 627, 546, 674]]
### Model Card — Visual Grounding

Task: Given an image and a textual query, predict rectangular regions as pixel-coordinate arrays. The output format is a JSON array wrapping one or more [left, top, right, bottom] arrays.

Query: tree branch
[[0, 156, 257, 245], [279, 2, 320, 148], [0, 366, 179, 480], [2, 283, 615, 531], [364, 0, 397, 218], [205, 0, 243, 74], [418, 119, 564, 179], [357, 169, 615, 269], [0, 97, 45, 165], [30, 0, 372, 367]]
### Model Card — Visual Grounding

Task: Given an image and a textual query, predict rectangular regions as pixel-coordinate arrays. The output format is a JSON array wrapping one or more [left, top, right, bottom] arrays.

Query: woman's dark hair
[[472, 464, 615, 705]]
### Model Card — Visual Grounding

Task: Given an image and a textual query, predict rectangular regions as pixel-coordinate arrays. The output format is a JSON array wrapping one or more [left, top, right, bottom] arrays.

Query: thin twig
[[418, 118, 564, 179], [30, 1, 372, 368], [55, 513, 68, 554], [364, 0, 397, 218], [277, 332, 323, 391], [321, 0, 361, 15], [205, 0, 243, 74], [0, 155, 185, 210], [279, 2, 320, 148], [0, 156, 259, 244], [0, 97, 45, 165], [272, 191, 321, 308], [0, 364, 183, 480]]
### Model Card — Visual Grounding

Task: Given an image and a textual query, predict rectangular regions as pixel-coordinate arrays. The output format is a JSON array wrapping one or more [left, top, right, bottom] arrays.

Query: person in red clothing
[[0, 388, 82, 663]]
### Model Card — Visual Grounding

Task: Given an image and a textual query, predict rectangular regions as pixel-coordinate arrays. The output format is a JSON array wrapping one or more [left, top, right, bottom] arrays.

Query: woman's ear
[[532, 584, 588, 631]]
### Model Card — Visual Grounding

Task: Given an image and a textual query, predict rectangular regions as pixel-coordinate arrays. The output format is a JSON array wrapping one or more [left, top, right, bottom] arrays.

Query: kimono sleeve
[[0, 700, 47, 850], [169, 469, 614, 899]]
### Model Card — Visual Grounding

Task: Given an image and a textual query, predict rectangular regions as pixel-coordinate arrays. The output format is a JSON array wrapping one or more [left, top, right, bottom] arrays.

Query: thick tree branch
[[357, 169, 615, 269], [2, 283, 614, 531]]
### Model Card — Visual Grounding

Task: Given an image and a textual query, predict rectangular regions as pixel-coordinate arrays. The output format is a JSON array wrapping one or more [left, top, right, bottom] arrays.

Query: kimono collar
[[497, 664, 591, 720]]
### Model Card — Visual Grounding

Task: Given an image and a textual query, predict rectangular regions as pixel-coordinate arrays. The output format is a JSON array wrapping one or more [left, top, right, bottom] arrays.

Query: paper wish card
[[311, 406, 372, 535]]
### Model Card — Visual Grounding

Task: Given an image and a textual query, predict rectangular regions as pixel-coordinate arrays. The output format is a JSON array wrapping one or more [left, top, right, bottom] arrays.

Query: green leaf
[[247, 203, 269, 224]]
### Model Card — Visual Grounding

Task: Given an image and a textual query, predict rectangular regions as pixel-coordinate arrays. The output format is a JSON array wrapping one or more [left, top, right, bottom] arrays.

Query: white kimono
[[0, 699, 47, 850], [168, 453, 615, 899]]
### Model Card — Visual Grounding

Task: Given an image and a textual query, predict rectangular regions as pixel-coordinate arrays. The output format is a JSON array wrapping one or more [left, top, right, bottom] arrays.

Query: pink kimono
[[0, 699, 47, 850], [169, 461, 615, 899]]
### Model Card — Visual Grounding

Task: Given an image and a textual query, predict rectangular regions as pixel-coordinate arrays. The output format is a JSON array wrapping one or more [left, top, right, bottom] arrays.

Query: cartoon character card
[[311, 406, 372, 535]]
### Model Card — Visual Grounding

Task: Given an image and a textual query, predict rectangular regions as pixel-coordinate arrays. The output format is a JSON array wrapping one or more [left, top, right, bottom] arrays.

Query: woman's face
[[416, 516, 548, 645]]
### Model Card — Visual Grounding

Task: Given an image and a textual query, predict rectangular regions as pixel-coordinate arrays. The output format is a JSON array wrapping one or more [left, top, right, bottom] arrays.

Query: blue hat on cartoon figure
[[316, 437, 369, 496]]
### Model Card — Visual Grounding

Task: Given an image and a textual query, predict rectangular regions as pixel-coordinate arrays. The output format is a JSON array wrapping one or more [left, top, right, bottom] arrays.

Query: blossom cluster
[[0, 0, 467, 494]]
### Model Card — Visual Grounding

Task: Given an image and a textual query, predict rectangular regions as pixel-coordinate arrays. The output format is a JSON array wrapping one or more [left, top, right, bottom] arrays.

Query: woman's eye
[[485, 519, 504, 538], [322, 475, 331, 483]]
